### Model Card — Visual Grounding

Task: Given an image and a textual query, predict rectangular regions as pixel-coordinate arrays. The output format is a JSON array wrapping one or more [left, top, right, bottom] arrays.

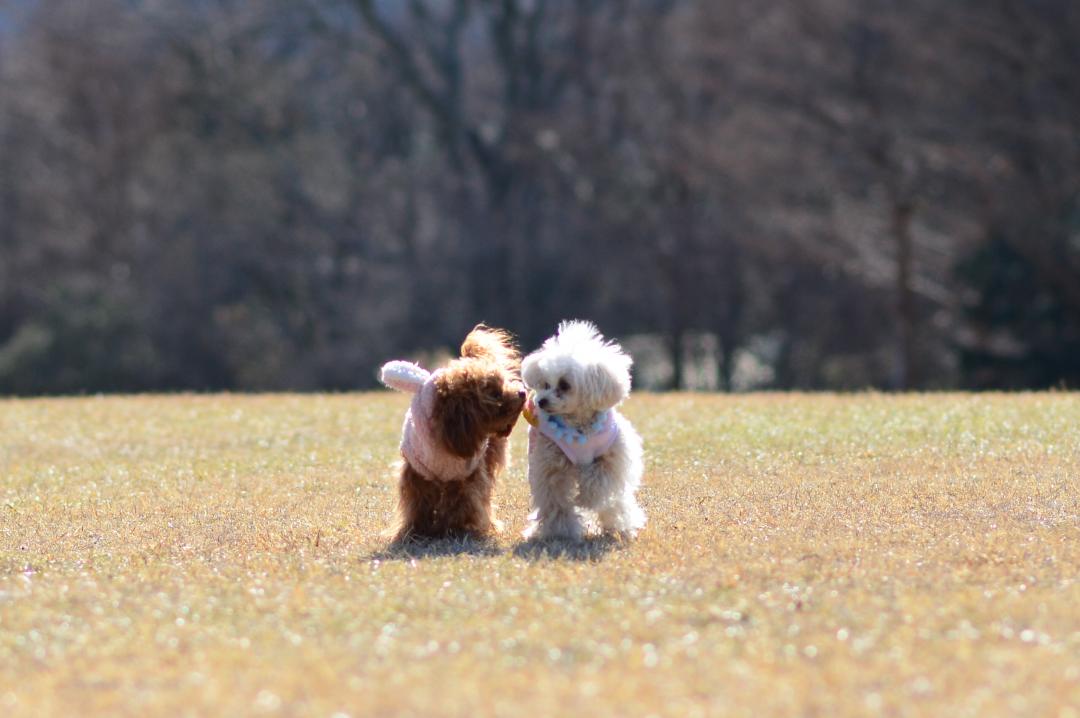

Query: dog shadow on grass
[[511, 534, 624, 562], [367, 534, 626, 562], [368, 535, 503, 561]]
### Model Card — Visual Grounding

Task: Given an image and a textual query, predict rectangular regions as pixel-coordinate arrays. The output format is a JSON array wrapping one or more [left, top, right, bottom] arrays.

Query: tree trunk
[[892, 200, 916, 390], [718, 334, 737, 392], [669, 328, 685, 391]]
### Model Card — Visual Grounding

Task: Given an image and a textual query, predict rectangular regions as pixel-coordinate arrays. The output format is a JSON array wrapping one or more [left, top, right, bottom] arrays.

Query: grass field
[[1, 393, 1078, 717]]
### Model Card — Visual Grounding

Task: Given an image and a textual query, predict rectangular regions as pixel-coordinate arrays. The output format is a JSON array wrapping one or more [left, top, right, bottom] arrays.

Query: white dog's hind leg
[[583, 430, 646, 537], [577, 456, 621, 512], [597, 492, 646, 536]]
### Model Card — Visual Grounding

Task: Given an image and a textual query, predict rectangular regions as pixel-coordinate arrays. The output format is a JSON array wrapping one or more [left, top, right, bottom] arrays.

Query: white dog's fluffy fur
[[522, 320, 645, 539]]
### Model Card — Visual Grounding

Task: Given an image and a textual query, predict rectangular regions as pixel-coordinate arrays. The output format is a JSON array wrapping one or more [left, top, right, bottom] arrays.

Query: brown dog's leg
[[435, 469, 497, 538], [477, 436, 510, 534], [395, 464, 444, 541], [397, 464, 500, 540], [397, 436, 510, 540], [484, 435, 509, 478]]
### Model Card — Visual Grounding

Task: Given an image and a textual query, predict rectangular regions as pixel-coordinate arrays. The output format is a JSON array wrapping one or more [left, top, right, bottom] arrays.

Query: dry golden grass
[[1, 393, 1078, 717]]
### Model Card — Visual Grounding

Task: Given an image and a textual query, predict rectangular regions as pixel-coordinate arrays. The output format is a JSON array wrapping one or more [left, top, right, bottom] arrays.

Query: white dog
[[521, 320, 645, 540]]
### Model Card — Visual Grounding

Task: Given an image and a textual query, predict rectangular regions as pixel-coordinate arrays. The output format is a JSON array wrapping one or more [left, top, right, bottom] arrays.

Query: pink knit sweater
[[527, 399, 620, 466], [382, 361, 484, 481]]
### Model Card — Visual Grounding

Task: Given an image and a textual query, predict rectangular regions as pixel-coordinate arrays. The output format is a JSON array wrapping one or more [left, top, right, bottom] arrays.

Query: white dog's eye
[[557, 379, 570, 392], [542, 381, 550, 390]]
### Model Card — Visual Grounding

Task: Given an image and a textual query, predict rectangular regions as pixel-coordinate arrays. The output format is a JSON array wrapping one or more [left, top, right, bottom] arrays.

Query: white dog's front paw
[[576, 470, 610, 510], [527, 509, 584, 541]]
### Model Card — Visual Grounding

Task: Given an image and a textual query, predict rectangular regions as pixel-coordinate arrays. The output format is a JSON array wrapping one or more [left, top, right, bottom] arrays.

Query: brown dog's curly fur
[[393, 325, 525, 542]]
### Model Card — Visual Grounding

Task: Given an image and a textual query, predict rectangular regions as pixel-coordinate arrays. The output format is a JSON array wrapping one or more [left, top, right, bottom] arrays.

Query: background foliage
[[1, 0, 1078, 393]]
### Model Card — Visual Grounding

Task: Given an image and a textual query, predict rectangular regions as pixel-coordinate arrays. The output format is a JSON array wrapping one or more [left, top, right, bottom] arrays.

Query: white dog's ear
[[380, 361, 430, 393], [585, 352, 632, 409], [521, 353, 543, 389]]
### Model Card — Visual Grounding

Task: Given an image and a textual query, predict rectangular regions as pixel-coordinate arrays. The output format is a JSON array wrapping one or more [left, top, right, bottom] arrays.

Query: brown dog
[[379, 326, 525, 541]]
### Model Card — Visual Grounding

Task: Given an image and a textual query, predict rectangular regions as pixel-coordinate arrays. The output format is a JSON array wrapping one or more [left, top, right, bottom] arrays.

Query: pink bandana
[[528, 401, 620, 465]]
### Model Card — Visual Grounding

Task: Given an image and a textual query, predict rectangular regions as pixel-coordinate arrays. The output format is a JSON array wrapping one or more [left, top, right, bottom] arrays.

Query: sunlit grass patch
[[1, 393, 1078, 716]]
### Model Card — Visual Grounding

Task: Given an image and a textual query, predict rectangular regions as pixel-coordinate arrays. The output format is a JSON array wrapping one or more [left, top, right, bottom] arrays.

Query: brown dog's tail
[[460, 324, 521, 372]]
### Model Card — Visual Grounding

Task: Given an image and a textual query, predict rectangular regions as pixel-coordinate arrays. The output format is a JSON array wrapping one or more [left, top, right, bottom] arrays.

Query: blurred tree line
[[0, 0, 1077, 393]]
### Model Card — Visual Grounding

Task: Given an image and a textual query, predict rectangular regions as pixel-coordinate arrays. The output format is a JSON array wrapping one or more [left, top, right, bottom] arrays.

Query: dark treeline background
[[1, 0, 1078, 393]]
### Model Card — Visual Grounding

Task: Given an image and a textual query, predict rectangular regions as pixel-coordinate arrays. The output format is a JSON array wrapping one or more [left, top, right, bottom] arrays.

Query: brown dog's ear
[[460, 324, 521, 373], [431, 373, 486, 458]]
